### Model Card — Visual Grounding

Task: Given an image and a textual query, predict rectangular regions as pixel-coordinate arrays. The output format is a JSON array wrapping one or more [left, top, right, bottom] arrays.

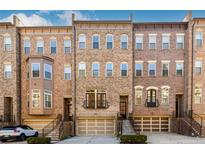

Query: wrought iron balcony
[[145, 99, 160, 107], [82, 100, 109, 109]]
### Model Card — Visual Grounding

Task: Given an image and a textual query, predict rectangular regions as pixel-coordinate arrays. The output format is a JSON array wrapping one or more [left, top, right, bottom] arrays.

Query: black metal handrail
[[82, 100, 109, 109], [145, 99, 159, 107]]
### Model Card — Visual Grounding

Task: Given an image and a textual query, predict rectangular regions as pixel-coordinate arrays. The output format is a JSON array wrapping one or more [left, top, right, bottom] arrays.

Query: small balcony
[[145, 99, 160, 107], [83, 100, 109, 109]]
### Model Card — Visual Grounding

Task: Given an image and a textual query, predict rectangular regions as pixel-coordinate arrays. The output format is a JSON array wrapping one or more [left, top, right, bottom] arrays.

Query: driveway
[[57, 136, 120, 144], [144, 132, 205, 144]]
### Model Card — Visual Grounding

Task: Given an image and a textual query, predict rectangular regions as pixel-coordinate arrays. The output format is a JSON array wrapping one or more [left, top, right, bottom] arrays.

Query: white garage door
[[77, 118, 115, 136], [134, 117, 169, 132]]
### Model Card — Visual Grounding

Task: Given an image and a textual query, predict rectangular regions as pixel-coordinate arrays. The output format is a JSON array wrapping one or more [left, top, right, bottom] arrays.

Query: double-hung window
[[176, 61, 184, 76], [106, 62, 113, 77], [120, 62, 128, 77], [79, 34, 86, 49], [161, 87, 169, 104], [44, 64, 52, 80], [194, 86, 202, 104], [135, 34, 143, 50], [32, 63, 40, 78], [32, 89, 40, 108], [106, 34, 113, 49], [135, 62, 143, 76], [176, 34, 184, 49], [92, 62, 100, 77], [149, 34, 157, 49], [162, 34, 170, 49], [162, 61, 169, 77], [64, 64, 71, 80], [4, 64, 12, 79], [92, 35, 100, 49], [196, 32, 203, 48], [135, 87, 143, 105], [148, 62, 156, 76], [4, 36, 12, 51], [79, 62, 86, 78], [24, 39, 30, 54], [64, 39, 71, 53], [195, 60, 202, 75], [36, 39, 44, 54], [44, 90, 52, 108], [120, 34, 128, 49], [50, 39, 57, 54]]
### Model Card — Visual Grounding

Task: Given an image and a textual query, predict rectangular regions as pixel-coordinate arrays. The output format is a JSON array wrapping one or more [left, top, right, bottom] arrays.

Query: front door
[[175, 95, 183, 118], [64, 98, 72, 121], [120, 96, 128, 119]]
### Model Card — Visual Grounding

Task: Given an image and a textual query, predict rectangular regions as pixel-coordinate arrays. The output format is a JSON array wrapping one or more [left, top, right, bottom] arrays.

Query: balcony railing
[[145, 99, 160, 107], [82, 100, 109, 109]]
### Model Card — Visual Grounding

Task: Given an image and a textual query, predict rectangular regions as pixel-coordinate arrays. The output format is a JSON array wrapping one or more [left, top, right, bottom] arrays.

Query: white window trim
[[50, 39, 57, 53], [4, 36, 12, 51], [194, 86, 203, 104], [161, 86, 170, 104], [162, 34, 170, 49], [135, 62, 143, 76], [78, 34, 86, 49], [4, 63, 12, 79], [175, 61, 184, 76], [148, 62, 157, 76], [135, 86, 143, 105], [44, 63, 52, 80], [161, 61, 170, 77], [120, 62, 128, 77], [36, 39, 44, 53], [105, 62, 113, 77], [176, 34, 185, 49], [92, 34, 100, 49], [32, 89, 40, 108], [32, 63, 40, 78], [64, 39, 71, 53], [44, 90, 52, 108], [135, 34, 144, 50], [92, 62, 100, 77], [64, 64, 71, 80], [78, 62, 86, 77], [120, 34, 128, 49], [106, 34, 114, 49], [149, 34, 157, 49], [146, 86, 158, 90]]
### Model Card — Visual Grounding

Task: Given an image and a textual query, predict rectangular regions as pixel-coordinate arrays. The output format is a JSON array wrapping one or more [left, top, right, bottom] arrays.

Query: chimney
[[183, 10, 192, 22]]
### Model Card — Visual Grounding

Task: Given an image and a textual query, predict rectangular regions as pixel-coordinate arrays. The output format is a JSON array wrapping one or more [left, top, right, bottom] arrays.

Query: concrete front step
[[122, 120, 136, 135]]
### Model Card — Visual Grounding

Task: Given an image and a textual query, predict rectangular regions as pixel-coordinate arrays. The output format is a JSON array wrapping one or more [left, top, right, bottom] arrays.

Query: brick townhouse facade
[[1, 12, 205, 137]]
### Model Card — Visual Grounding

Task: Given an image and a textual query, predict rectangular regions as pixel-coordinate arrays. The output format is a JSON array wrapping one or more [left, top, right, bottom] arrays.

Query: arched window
[[106, 34, 113, 49], [92, 34, 100, 49], [79, 34, 86, 49], [79, 62, 86, 78], [120, 34, 128, 49], [120, 62, 128, 77], [146, 87, 158, 107], [92, 62, 100, 77]]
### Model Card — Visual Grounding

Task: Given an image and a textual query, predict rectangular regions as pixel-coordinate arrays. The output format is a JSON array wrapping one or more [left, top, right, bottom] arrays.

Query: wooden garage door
[[78, 119, 115, 136], [134, 117, 169, 132]]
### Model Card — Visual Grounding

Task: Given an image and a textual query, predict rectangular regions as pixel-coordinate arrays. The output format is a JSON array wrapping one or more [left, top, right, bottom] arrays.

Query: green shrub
[[120, 135, 147, 144], [27, 137, 51, 144]]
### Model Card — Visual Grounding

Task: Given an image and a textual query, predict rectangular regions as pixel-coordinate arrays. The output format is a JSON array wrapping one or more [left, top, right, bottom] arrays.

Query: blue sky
[[1, 10, 205, 26]]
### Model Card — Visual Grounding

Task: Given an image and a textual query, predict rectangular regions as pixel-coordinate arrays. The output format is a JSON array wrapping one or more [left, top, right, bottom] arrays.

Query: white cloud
[[57, 11, 92, 25], [0, 13, 52, 26]]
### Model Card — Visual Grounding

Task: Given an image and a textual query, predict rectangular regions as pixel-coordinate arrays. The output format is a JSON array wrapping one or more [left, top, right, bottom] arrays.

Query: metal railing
[[82, 100, 109, 109], [145, 99, 160, 107], [117, 113, 123, 136], [0, 115, 16, 129], [41, 114, 62, 137]]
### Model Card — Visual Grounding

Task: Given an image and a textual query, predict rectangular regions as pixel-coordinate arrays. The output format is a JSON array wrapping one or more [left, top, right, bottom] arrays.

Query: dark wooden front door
[[120, 96, 128, 119], [176, 95, 183, 118], [64, 98, 72, 121]]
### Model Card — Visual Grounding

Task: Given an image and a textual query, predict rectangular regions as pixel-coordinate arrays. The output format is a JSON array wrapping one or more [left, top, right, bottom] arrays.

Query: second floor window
[[64, 65, 71, 80], [50, 39, 57, 54], [24, 39, 30, 54], [120, 63, 128, 77], [4, 36, 12, 51], [92, 62, 99, 77], [120, 35, 128, 49], [44, 64, 52, 80], [64, 39, 71, 53], [194, 86, 202, 104], [106, 62, 113, 77], [195, 60, 202, 75], [176, 34, 184, 49], [135, 62, 143, 76], [148, 62, 156, 76], [92, 35, 100, 49], [79, 34, 86, 49], [149, 34, 157, 49], [162, 62, 169, 77], [4, 64, 12, 79], [162, 34, 170, 49], [79, 62, 86, 78], [135, 35, 143, 50], [106, 34, 113, 49], [176, 62, 184, 76], [32, 63, 40, 78], [37, 40, 44, 54], [196, 32, 203, 48]]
